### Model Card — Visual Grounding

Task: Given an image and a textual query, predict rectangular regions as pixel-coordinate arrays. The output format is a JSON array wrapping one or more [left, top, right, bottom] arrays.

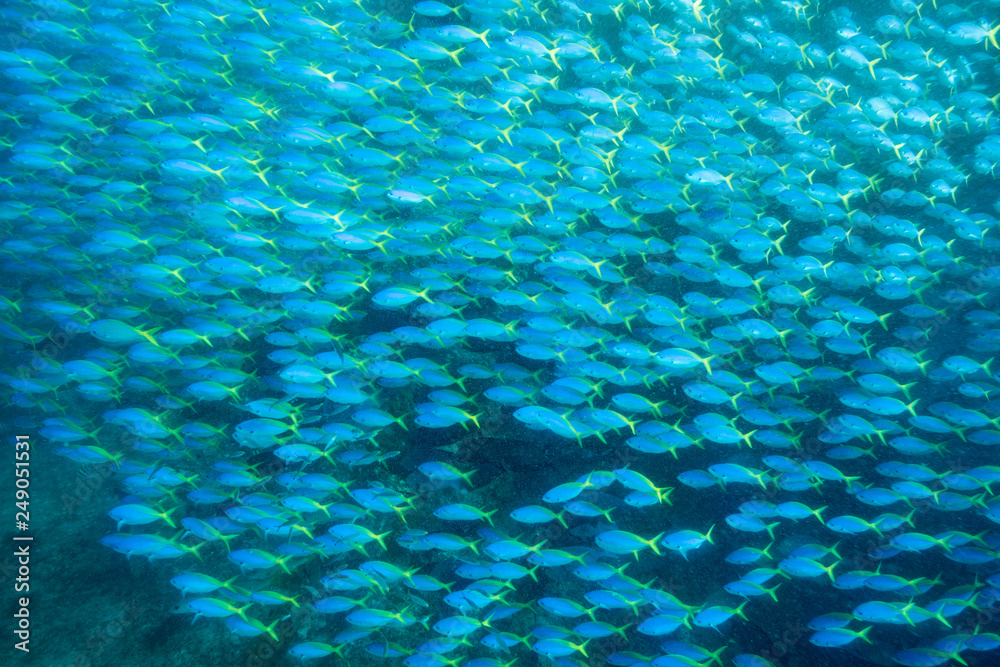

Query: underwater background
[[3, 0, 1000, 665]]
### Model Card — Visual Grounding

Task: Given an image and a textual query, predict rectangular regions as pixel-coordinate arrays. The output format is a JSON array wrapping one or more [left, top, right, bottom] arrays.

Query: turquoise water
[[3, 0, 1000, 665]]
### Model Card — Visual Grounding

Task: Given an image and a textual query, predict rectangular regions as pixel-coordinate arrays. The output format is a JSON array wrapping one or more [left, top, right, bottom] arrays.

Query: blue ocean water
[[3, 0, 1000, 666]]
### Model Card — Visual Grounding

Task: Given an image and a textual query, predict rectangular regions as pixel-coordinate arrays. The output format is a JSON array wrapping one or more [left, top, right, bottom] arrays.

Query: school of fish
[[3, 0, 1000, 664]]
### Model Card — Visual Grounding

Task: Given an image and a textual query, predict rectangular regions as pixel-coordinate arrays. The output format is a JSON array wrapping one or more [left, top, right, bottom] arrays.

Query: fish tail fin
[[139, 326, 162, 346], [264, 618, 281, 642], [222, 575, 241, 593], [867, 57, 882, 79], [187, 541, 206, 562], [209, 165, 229, 183], [705, 644, 727, 667], [235, 604, 252, 624], [773, 234, 786, 255], [701, 354, 716, 375], [765, 521, 780, 540], [546, 47, 562, 71]]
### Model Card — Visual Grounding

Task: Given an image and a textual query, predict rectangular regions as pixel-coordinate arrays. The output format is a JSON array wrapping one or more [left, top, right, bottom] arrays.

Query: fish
[[3, 0, 1000, 665]]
